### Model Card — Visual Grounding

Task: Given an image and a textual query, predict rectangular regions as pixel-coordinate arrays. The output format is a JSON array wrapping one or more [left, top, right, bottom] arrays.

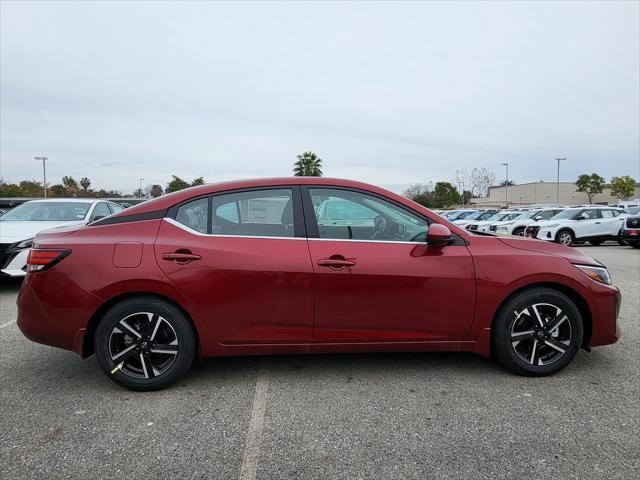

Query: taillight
[[26, 249, 71, 272]]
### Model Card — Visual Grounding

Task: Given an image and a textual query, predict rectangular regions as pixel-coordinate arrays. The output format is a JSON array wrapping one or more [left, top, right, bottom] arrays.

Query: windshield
[[0, 202, 91, 221], [514, 211, 538, 220], [550, 210, 579, 220], [449, 211, 474, 220], [487, 213, 510, 221], [626, 206, 640, 215], [461, 211, 485, 220]]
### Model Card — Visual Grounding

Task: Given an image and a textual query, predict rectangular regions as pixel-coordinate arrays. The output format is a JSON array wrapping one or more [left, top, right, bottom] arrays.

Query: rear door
[[303, 187, 476, 342], [154, 187, 314, 344], [598, 209, 624, 236]]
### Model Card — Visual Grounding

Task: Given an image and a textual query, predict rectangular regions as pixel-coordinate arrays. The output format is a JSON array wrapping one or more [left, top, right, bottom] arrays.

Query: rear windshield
[[0, 202, 91, 221]]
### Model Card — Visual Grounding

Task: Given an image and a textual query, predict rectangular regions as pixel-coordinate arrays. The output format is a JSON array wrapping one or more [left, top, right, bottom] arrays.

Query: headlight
[[574, 264, 612, 285], [15, 238, 34, 249]]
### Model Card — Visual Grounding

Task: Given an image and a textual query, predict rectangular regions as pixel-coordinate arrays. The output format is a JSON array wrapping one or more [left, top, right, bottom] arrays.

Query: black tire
[[555, 229, 574, 246], [95, 296, 196, 391], [589, 240, 603, 246], [632, 243, 640, 249], [513, 227, 525, 236], [492, 287, 583, 376]]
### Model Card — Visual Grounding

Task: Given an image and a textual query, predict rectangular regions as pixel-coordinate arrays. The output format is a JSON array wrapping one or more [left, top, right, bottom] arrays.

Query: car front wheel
[[556, 229, 574, 246], [492, 287, 583, 376], [95, 296, 196, 391]]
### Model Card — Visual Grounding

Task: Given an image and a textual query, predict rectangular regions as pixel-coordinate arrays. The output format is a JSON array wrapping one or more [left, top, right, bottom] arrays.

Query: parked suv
[[495, 208, 565, 236], [533, 207, 627, 246]]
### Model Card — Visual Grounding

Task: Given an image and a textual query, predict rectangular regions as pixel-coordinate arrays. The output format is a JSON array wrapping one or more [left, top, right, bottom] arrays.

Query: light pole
[[501, 163, 509, 207], [139, 178, 144, 198], [34, 156, 48, 198], [556, 158, 566, 207]]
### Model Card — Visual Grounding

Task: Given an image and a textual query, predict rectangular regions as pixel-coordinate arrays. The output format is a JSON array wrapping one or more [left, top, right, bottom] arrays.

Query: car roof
[[101, 177, 444, 221], [23, 198, 100, 204]]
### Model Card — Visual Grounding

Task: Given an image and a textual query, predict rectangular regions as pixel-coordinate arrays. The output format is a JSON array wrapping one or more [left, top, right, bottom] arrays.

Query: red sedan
[[17, 178, 621, 390]]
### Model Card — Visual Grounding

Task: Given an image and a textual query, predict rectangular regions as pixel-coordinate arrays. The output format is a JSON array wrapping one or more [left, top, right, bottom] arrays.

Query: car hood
[[497, 236, 602, 266], [0, 220, 85, 243]]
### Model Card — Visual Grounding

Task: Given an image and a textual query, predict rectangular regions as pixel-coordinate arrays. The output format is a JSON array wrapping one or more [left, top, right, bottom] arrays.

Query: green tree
[[191, 177, 205, 186], [433, 182, 461, 208], [293, 151, 323, 176], [19, 180, 44, 197], [79, 177, 91, 192], [0, 180, 23, 197], [62, 176, 78, 189], [610, 175, 636, 200], [461, 190, 473, 205], [49, 184, 66, 196], [499, 180, 515, 186], [575, 173, 606, 204], [166, 175, 191, 193], [149, 184, 163, 197]]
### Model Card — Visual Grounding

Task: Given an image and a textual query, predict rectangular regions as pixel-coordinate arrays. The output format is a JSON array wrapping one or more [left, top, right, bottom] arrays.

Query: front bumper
[[535, 228, 556, 241], [621, 228, 640, 244], [1, 248, 28, 277]]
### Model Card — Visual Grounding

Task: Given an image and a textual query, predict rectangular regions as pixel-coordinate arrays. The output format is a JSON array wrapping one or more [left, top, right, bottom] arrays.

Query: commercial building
[[472, 181, 640, 208]]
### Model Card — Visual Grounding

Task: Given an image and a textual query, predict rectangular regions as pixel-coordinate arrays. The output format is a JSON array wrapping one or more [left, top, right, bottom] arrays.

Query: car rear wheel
[[513, 227, 525, 236], [492, 288, 583, 376], [556, 229, 574, 246], [95, 296, 196, 391]]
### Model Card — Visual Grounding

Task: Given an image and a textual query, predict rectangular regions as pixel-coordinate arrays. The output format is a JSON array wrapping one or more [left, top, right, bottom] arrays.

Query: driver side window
[[309, 188, 428, 242]]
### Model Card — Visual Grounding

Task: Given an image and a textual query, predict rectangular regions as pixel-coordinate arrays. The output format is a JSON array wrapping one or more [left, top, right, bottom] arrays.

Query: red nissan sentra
[[17, 178, 621, 390]]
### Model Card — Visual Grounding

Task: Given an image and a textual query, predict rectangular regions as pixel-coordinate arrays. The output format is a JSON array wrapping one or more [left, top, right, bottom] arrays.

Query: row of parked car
[[437, 204, 640, 248], [0, 198, 126, 277]]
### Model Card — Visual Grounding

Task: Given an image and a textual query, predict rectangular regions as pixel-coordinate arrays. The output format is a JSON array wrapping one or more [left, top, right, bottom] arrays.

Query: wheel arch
[[489, 281, 593, 354], [82, 292, 200, 359]]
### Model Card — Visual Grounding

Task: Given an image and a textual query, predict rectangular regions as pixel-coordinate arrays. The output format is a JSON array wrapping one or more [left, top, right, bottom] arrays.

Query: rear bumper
[[17, 272, 101, 356]]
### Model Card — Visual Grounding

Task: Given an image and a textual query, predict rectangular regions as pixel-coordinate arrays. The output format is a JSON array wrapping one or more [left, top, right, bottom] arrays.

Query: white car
[[0, 199, 124, 277], [452, 210, 498, 227], [465, 211, 521, 233], [495, 208, 565, 236], [532, 207, 627, 246]]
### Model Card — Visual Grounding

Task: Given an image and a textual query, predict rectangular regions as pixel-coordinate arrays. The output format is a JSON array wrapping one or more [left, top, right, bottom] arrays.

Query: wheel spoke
[[140, 354, 155, 379], [531, 305, 545, 327], [546, 313, 567, 333], [544, 338, 568, 353], [111, 344, 137, 362], [511, 330, 534, 342], [118, 319, 141, 338], [529, 339, 541, 365], [149, 315, 161, 341], [150, 344, 178, 355]]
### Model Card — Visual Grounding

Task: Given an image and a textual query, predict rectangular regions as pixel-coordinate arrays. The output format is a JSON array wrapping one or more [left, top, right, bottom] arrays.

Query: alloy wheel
[[108, 312, 179, 379], [510, 303, 572, 366], [558, 232, 572, 246]]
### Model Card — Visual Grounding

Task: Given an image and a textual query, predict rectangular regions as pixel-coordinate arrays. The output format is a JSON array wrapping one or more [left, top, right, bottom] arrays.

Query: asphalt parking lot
[[1, 245, 638, 480]]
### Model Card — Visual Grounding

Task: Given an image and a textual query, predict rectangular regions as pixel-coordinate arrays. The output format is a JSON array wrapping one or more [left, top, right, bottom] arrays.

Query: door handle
[[317, 257, 356, 269], [162, 251, 202, 263]]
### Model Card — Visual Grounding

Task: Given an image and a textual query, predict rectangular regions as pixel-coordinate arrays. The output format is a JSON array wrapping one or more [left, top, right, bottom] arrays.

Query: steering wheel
[[370, 215, 387, 240]]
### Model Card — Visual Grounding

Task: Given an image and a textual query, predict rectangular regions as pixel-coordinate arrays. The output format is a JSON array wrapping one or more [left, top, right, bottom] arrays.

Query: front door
[[154, 187, 314, 344], [303, 187, 476, 342]]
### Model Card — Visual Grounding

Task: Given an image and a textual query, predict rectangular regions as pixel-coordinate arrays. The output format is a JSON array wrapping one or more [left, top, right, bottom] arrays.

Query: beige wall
[[472, 182, 640, 207]]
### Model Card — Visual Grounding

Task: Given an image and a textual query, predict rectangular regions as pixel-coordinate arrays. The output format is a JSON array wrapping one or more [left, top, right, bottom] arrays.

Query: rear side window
[[211, 189, 294, 238], [176, 197, 208, 233], [108, 203, 125, 214]]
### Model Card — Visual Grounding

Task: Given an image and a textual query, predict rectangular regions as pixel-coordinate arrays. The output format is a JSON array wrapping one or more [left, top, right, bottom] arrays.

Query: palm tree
[[293, 151, 323, 176]]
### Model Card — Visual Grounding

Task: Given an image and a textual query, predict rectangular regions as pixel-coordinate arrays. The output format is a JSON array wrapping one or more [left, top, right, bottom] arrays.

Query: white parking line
[[0, 320, 16, 329], [239, 362, 270, 480]]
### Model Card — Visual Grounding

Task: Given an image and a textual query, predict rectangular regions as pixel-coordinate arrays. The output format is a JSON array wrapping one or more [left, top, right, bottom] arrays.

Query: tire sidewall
[[95, 297, 196, 391], [493, 288, 584, 376]]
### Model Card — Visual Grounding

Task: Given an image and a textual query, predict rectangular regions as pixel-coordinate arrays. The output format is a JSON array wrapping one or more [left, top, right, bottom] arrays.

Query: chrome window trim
[[164, 218, 425, 245], [164, 218, 303, 241]]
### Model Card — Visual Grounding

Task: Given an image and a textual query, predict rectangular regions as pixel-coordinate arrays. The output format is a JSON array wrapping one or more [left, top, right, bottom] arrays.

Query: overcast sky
[[1, 0, 638, 194]]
